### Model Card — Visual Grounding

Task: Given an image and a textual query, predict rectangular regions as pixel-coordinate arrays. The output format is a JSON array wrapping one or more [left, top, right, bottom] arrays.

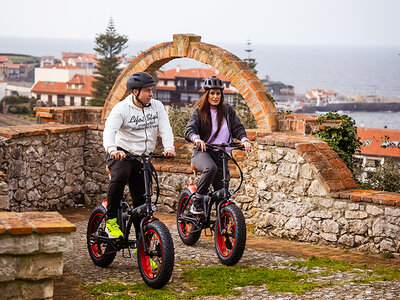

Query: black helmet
[[126, 72, 156, 90], [203, 76, 225, 91]]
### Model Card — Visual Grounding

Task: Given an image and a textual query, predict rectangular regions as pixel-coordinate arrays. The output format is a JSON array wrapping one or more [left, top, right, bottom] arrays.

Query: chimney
[[176, 64, 180, 73]]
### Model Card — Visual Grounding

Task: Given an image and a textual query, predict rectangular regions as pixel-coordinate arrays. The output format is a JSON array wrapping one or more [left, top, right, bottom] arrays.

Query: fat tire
[[87, 205, 116, 267], [214, 203, 246, 266], [137, 220, 174, 289], [176, 189, 201, 246]]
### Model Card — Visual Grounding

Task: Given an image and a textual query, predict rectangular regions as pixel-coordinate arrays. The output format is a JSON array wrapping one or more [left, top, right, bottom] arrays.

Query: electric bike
[[87, 152, 174, 289], [176, 142, 246, 266]]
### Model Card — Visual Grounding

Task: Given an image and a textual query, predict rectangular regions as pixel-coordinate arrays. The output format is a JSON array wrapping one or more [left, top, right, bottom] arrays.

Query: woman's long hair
[[197, 89, 226, 142]]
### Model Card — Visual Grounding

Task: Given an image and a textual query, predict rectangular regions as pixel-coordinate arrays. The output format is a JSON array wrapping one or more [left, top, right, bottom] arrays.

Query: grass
[[88, 282, 178, 300], [17, 113, 36, 121], [182, 265, 327, 297], [87, 256, 400, 299], [289, 256, 367, 273]]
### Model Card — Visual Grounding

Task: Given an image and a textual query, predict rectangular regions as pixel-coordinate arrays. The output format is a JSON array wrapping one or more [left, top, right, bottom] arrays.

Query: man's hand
[[194, 138, 206, 151], [163, 149, 176, 157], [242, 141, 252, 153], [110, 150, 126, 160]]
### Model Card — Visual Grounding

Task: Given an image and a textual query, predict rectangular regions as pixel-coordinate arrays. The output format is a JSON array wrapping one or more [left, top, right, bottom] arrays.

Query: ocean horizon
[[1, 36, 400, 99]]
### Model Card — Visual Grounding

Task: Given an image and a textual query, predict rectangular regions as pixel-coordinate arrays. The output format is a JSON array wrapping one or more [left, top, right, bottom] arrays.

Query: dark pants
[[106, 153, 147, 235], [191, 149, 228, 195]]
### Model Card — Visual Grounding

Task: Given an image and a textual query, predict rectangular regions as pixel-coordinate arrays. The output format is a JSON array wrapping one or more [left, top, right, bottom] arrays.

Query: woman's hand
[[194, 138, 206, 152], [110, 150, 126, 160], [242, 141, 252, 153]]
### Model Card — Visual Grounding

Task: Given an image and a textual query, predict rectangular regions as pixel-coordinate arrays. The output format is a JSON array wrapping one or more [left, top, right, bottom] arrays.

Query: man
[[103, 71, 176, 238]]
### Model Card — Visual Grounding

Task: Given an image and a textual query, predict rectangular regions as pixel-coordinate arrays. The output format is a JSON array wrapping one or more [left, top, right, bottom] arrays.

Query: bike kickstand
[[122, 246, 132, 258]]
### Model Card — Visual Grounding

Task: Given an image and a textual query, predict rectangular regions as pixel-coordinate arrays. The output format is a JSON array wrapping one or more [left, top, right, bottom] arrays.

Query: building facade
[[155, 67, 236, 107], [31, 64, 94, 106]]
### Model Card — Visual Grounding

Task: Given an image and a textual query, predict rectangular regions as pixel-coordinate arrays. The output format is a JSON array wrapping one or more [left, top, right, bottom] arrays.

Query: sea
[[1, 36, 399, 129]]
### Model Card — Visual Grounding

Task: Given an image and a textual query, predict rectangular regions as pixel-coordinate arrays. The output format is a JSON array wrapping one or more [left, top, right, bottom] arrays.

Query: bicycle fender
[[188, 183, 197, 194], [102, 199, 108, 209], [220, 201, 232, 208], [143, 217, 158, 225]]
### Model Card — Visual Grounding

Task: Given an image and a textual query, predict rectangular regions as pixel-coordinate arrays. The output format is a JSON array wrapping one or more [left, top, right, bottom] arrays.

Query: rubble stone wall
[[0, 125, 399, 254]]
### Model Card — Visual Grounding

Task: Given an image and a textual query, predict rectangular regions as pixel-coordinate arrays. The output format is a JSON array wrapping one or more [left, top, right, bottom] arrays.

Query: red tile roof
[[62, 52, 97, 60], [31, 75, 95, 97], [0, 56, 10, 63], [357, 127, 400, 158], [157, 68, 230, 82], [43, 63, 85, 70]]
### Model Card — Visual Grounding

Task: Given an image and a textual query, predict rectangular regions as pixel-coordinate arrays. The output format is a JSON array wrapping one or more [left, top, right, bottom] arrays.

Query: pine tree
[[89, 18, 128, 106]]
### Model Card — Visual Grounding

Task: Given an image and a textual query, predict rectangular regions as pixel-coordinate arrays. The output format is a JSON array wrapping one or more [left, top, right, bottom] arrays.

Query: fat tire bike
[[87, 152, 174, 289], [176, 142, 247, 266]]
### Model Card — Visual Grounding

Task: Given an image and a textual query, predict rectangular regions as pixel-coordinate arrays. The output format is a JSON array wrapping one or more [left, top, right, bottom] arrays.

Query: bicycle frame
[[92, 152, 165, 255]]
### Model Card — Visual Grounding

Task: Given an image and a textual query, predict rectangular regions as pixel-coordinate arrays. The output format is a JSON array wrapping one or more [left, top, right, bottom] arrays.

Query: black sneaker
[[190, 199, 204, 215]]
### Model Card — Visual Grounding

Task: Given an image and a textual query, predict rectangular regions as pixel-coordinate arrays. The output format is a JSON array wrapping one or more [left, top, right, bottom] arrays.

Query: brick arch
[[102, 34, 278, 131]]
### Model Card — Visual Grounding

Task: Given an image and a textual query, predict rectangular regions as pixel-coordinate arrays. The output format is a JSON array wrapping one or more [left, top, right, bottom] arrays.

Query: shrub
[[316, 111, 361, 171], [357, 159, 400, 193], [233, 93, 257, 129], [167, 103, 196, 138], [8, 106, 18, 113]]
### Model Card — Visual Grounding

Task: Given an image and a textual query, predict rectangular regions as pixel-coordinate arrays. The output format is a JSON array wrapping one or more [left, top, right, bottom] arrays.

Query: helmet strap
[[133, 88, 151, 108]]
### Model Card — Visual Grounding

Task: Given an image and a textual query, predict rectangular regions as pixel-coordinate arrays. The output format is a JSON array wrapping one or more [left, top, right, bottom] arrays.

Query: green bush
[[8, 106, 18, 113], [8, 105, 29, 114], [316, 111, 361, 171], [0, 95, 30, 105], [357, 159, 400, 193], [233, 93, 257, 129], [168, 103, 196, 138]]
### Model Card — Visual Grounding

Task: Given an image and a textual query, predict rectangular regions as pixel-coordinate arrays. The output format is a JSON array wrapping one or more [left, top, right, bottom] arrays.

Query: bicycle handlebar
[[124, 152, 169, 160], [205, 142, 244, 151]]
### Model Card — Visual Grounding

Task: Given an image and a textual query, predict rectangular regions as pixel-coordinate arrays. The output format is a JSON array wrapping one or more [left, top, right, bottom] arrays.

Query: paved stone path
[[56, 209, 400, 299]]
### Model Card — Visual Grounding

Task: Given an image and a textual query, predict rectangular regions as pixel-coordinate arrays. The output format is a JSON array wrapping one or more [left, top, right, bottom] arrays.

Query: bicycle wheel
[[137, 220, 174, 289], [214, 203, 246, 266], [87, 205, 116, 267], [176, 189, 201, 246]]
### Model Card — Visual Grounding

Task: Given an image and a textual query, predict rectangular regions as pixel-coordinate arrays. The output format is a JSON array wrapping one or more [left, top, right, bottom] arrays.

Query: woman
[[185, 76, 252, 215]]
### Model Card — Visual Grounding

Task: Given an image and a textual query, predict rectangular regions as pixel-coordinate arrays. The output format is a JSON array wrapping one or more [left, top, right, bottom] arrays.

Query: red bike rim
[[178, 195, 193, 237], [216, 212, 236, 257], [89, 212, 103, 258], [140, 229, 162, 279]]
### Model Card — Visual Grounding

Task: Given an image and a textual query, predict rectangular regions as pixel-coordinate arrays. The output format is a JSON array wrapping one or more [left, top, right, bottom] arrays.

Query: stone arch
[[102, 34, 278, 131]]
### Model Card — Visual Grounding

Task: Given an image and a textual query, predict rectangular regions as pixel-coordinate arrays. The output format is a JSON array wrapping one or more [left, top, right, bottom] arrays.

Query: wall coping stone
[[332, 189, 400, 207], [0, 124, 90, 139], [0, 212, 76, 235]]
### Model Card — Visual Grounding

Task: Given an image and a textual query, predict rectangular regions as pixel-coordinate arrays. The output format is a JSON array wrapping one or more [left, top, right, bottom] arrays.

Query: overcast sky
[[1, 0, 399, 47]]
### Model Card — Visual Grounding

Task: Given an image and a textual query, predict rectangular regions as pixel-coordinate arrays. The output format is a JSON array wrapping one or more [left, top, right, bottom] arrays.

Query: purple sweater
[[191, 109, 248, 144]]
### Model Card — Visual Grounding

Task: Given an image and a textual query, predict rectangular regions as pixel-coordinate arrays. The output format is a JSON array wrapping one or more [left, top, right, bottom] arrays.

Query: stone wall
[[0, 124, 399, 254], [0, 124, 107, 211], [0, 211, 75, 299]]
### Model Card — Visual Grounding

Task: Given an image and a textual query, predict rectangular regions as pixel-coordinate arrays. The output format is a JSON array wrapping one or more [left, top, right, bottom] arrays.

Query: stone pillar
[[0, 212, 76, 300]]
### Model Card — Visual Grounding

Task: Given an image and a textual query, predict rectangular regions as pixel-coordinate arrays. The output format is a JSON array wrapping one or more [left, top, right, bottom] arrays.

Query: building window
[[70, 96, 74, 106], [48, 95, 53, 105], [164, 80, 168, 85], [37, 94, 41, 100], [81, 97, 86, 106], [57, 95, 65, 106]]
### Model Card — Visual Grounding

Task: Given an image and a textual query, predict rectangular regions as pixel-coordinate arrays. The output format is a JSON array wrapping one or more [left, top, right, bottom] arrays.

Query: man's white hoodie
[[103, 94, 175, 155]]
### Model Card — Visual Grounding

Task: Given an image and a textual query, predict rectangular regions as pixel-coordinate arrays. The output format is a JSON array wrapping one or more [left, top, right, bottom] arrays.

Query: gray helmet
[[203, 76, 225, 90], [126, 72, 156, 90]]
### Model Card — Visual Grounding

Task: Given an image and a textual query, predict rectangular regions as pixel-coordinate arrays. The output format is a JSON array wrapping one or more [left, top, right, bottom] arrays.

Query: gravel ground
[[63, 219, 400, 299]]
